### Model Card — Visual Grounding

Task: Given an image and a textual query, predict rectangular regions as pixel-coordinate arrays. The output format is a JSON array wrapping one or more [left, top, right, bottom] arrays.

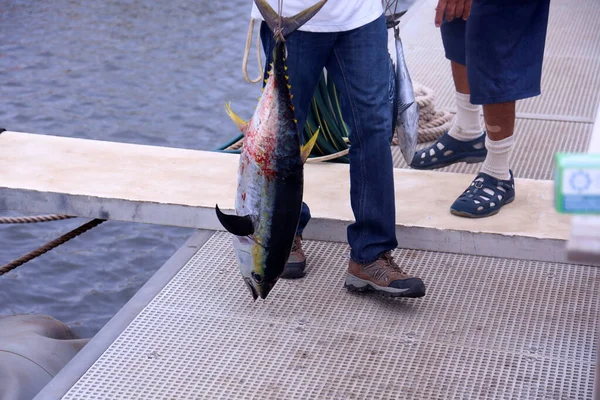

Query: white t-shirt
[[250, 0, 383, 33]]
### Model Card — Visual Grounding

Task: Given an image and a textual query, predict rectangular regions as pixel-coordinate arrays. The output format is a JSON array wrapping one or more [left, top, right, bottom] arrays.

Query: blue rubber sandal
[[410, 131, 487, 170], [450, 170, 516, 218]]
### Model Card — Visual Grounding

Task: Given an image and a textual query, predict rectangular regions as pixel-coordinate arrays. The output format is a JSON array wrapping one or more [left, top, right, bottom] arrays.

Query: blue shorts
[[440, 0, 551, 104]]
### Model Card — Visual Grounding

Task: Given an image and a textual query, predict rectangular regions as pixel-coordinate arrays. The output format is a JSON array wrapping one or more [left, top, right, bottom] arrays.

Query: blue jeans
[[260, 14, 397, 263]]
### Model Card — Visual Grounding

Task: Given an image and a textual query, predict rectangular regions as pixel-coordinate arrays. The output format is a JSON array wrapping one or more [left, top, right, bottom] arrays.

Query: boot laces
[[364, 252, 406, 281], [291, 236, 301, 253]]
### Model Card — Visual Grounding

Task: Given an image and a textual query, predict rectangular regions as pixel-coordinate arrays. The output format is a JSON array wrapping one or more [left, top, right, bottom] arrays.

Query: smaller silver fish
[[388, 16, 419, 166]]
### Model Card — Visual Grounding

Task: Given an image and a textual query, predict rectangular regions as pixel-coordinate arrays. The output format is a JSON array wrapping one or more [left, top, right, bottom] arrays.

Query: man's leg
[[478, 101, 515, 180], [325, 15, 425, 298], [450, 0, 550, 218], [410, 17, 487, 170], [259, 22, 334, 278]]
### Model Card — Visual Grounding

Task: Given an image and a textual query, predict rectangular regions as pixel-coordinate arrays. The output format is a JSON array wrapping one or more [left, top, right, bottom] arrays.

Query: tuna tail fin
[[215, 205, 255, 236], [394, 25, 403, 41], [385, 10, 407, 30], [225, 101, 249, 135], [300, 127, 320, 164], [254, 0, 328, 39]]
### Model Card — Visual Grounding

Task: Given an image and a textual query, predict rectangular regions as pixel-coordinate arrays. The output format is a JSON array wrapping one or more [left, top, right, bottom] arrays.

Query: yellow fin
[[224, 101, 248, 135], [300, 128, 320, 164]]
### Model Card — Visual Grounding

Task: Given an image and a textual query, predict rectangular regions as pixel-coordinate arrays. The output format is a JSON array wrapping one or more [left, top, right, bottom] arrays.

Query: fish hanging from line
[[387, 11, 419, 166], [215, 0, 326, 300]]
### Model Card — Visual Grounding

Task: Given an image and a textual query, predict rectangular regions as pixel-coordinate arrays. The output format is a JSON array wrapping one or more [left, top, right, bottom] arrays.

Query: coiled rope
[[413, 82, 454, 144]]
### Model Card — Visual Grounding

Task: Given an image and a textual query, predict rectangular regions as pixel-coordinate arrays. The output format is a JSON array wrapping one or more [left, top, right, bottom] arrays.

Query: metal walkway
[[40, 231, 599, 399], [35, 0, 600, 399]]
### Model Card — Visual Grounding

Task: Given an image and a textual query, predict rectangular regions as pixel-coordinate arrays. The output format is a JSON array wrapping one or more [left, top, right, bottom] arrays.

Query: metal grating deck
[[60, 232, 599, 399]]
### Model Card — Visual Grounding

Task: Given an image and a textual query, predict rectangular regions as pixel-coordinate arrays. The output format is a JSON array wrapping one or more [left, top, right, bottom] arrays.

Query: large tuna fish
[[215, 0, 325, 300], [388, 15, 419, 166]]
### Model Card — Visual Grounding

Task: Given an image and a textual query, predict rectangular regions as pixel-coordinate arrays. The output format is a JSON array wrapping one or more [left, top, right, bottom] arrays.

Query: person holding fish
[[411, 0, 550, 218], [233, 0, 427, 299]]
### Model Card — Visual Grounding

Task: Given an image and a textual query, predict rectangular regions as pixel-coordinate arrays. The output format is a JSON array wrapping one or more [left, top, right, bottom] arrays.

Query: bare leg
[[482, 101, 515, 141], [451, 61, 470, 94]]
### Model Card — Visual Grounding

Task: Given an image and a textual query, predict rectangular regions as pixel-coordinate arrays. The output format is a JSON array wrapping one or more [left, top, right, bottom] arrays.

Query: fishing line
[[277, 0, 285, 42]]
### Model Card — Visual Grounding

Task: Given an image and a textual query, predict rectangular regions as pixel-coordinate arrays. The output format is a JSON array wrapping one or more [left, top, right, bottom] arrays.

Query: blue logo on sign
[[569, 170, 591, 193]]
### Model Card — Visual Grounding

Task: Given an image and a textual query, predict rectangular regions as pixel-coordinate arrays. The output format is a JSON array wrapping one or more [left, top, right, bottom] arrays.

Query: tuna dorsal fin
[[225, 102, 249, 135], [300, 127, 320, 164], [215, 205, 255, 236], [254, 0, 328, 39]]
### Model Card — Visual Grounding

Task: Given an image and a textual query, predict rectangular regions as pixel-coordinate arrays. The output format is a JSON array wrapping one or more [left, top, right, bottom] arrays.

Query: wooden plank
[[0, 130, 581, 265]]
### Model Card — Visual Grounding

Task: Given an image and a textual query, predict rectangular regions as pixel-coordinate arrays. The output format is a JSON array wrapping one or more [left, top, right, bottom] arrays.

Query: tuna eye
[[251, 272, 263, 283]]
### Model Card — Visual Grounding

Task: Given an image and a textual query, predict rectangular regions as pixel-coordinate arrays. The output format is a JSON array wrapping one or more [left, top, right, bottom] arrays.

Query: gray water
[[0, 0, 414, 339]]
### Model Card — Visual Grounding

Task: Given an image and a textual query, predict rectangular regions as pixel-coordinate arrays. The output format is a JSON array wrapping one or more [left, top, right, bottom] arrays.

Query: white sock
[[448, 91, 483, 142], [480, 135, 515, 181]]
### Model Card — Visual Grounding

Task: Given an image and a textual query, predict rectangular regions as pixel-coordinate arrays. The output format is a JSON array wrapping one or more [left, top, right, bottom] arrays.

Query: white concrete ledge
[[0, 130, 584, 265]]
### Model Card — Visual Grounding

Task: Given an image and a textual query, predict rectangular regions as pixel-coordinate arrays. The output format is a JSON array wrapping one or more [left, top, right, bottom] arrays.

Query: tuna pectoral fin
[[300, 127, 320, 164], [215, 205, 255, 236], [254, 0, 328, 38], [225, 102, 248, 135], [397, 101, 414, 115]]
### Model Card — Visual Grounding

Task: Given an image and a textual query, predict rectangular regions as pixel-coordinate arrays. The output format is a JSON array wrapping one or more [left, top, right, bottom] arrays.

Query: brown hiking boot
[[344, 252, 425, 298], [281, 235, 306, 279]]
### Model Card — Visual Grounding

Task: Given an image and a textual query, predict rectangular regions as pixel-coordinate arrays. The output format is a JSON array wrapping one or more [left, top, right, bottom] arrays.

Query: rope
[[305, 149, 349, 163], [242, 18, 263, 84], [0, 214, 75, 224], [391, 81, 454, 145], [0, 219, 105, 276], [383, 0, 400, 15], [225, 139, 244, 151]]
